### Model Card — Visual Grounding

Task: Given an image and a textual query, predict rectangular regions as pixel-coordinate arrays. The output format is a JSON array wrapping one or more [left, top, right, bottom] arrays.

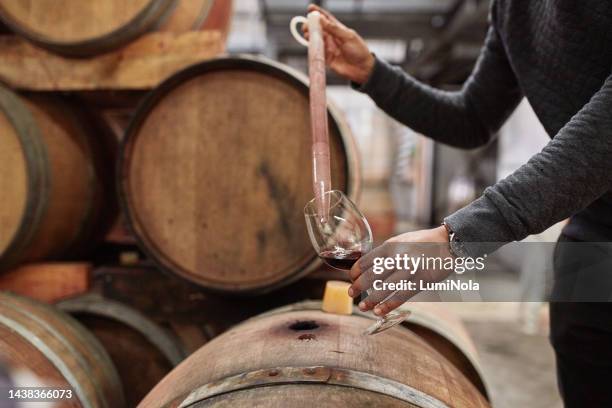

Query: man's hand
[[348, 226, 452, 316], [303, 4, 375, 84]]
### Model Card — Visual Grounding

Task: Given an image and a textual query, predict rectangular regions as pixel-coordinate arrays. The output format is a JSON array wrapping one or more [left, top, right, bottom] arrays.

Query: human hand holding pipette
[[302, 4, 375, 85]]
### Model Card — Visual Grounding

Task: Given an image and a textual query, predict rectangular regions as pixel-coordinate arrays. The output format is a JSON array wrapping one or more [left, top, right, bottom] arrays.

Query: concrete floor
[[456, 303, 563, 408]]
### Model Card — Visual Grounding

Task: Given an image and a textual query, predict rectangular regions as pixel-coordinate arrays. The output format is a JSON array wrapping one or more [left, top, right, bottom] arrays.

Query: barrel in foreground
[[0, 292, 125, 408], [138, 302, 489, 408]]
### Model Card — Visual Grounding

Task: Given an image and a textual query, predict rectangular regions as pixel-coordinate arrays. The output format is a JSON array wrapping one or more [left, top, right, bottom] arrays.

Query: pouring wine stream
[[292, 11, 410, 334]]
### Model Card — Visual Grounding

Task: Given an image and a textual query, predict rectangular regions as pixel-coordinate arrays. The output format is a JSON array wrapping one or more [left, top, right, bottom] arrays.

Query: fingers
[[306, 4, 354, 42], [359, 273, 405, 311], [307, 4, 341, 25], [324, 34, 341, 62], [373, 290, 417, 316], [349, 247, 376, 282], [319, 15, 354, 42]]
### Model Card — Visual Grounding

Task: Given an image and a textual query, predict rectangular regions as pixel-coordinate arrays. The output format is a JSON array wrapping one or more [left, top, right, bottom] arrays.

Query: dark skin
[[301, 4, 453, 317]]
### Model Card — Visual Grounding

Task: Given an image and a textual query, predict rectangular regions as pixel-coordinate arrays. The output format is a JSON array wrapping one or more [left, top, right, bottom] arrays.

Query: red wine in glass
[[305, 191, 408, 334], [319, 249, 362, 270]]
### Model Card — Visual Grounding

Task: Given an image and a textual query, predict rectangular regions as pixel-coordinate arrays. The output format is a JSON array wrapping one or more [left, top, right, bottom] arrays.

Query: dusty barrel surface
[[0, 88, 115, 272], [58, 295, 187, 408], [258, 300, 490, 400], [0, 0, 225, 56], [0, 292, 125, 408], [120, 56, 360, 293], [138, 302, 489, 408]]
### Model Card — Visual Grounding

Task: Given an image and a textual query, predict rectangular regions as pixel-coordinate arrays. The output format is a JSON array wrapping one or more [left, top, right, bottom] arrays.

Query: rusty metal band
[[178, 366, 449, 408]]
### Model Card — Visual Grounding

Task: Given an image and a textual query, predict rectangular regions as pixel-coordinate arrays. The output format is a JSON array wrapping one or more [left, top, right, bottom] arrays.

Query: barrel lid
[[0, 0, 177, 55], [120, 56, 356, 293]]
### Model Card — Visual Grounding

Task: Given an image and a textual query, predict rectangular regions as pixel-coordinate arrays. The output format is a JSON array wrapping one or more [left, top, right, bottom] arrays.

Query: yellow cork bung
[[322, 280, 354, 315]]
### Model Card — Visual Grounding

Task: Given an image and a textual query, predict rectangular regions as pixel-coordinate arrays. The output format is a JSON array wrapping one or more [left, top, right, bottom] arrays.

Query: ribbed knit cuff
[[444, 192, 516, 257]]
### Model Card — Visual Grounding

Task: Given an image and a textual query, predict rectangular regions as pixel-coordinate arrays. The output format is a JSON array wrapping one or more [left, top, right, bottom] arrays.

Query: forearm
[[446, 74, 612, 255], [354, 26, 521, 149], [355, 57, 492, 148]]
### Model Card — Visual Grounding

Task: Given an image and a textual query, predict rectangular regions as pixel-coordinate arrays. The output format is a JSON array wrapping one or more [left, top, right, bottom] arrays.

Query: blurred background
[[0, 1, 563, 407], [227, 0, 550, 239]]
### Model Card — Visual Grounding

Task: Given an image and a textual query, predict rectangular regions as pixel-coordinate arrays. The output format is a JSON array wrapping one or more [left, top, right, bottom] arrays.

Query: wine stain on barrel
[[288, 320, 323, 341], [289, 320, 319, 331]]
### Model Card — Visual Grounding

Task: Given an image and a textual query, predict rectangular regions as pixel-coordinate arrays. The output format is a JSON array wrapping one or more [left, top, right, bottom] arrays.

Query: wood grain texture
[[0, 0, 177, 55], [22, 97, 93, 261], [402, 302, 489, 399], [252, 300, 489, 400], [0, 263, 90, 303], [160, 0, 213, 32], [0, 292, 124, 407], [138, 308, 490, 408], [191, 384, 416, 408], [200, 0, 233, 45], [0, 31, 224, 90], [0, 91, 114, 270], [58, 296, 185, 408], [0, 107, 27, 255], [121, 57, 359, 292], [0, 0, 151, 42]]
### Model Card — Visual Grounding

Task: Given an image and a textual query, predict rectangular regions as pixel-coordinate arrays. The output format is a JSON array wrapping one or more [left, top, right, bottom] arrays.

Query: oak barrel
[[138, 301, 489, 408], [160, 0, 216, 33], [0, 88, 114, 271], [0, 0, 227, 56], [58, 295, 187, 408], [257, 300, 490, 399], [120, 56, 360, 293], [0, 292, 125, 407], [199, 0, 233, 44]]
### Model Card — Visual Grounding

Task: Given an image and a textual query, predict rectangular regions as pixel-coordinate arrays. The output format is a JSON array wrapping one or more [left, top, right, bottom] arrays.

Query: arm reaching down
[[446, 72, 612, 254]]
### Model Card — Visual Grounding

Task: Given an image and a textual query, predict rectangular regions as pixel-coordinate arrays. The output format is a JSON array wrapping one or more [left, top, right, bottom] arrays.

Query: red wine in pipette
[[319, 249, 362, 270]]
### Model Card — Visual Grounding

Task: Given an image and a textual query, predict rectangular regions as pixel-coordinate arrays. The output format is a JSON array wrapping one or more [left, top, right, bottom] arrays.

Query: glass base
[[363, 310, 411, 335]]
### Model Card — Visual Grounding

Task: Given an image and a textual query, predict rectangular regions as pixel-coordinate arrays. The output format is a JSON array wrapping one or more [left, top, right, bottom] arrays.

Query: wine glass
[[304, 190, 372, 270], [304, 190, 410, 335]]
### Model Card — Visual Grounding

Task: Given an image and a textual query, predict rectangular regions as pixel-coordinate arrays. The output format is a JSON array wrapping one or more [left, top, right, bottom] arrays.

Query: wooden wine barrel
[[257, 301, 490, 400], [160, 0, 215, 33], [138, 302, 489, 408], [0, 0, 176, 56], [120, 56, 360, 293], [0, 0, 230, 57], [58, 295, 187, 408], [200, 0, 233, 44], [0, 292, 125, 408], [0, 88, 114, 271]]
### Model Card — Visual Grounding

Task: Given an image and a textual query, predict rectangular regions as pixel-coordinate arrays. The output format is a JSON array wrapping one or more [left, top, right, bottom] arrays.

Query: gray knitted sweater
[[355, 0, 612, 254]]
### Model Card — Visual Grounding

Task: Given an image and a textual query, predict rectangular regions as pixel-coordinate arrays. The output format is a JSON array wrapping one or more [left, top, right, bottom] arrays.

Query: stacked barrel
[[0, 2, 491, 408]]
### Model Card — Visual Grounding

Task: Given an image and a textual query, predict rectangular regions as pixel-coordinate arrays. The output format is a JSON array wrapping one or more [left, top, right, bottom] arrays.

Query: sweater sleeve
[[354, 25, 522, 148], [446, 72, 612, 256]]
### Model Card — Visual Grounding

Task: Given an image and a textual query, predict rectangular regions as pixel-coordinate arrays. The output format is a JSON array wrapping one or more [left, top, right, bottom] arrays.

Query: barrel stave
[[138, 308, 488, 408], [120, 56, 359, 293], [0, 292, 125, 408]]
